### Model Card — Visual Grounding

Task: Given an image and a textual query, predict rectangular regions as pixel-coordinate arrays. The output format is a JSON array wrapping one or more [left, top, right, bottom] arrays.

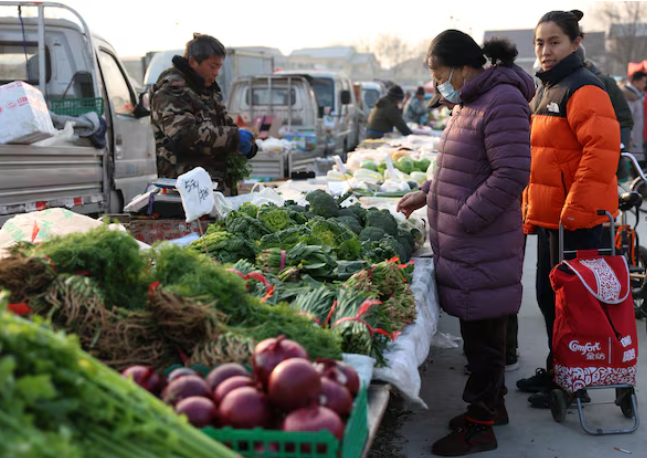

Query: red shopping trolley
[[549, 211, 640, 435]]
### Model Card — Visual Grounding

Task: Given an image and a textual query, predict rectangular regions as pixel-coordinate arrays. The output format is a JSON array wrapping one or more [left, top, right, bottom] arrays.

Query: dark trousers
[[535, 226, 603, 370], [460, 316, 508, 421], [505, 234, 527, 360]]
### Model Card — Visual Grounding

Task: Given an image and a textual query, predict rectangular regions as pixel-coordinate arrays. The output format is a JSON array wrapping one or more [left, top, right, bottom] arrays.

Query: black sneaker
[[516, 368, 551, 393], [505, 356, 519, 372]]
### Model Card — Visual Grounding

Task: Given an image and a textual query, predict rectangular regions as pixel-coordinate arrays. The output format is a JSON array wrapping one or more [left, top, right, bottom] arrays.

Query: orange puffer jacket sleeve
[[561, 86, 620, 230]]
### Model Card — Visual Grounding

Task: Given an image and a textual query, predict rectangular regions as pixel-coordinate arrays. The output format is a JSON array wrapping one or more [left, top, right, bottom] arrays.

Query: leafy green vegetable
[[32, 225, 147, 310], [305, 189, 340, 218], [258, 208, 294, 233], [0, 298, 239, 458], [190, 230, 257, 264], [307, 218, 361, 260], [259, 226, 310, 250], [238, 202, 259, 218], [221, 211, 271, 241]]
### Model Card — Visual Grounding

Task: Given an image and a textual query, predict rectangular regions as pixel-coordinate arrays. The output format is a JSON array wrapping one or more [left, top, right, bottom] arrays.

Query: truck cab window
[[310, 78, 334, 111], [0, 42, 51, 86], [98, 51, 134, 116]]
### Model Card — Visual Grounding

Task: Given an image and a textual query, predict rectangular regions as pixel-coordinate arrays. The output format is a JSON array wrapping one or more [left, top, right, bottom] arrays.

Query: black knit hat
[[387, 85, 405, 100], [416, 86, 425, 96]]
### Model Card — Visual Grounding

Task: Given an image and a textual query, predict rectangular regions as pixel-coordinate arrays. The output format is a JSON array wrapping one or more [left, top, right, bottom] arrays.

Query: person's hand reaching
[[396, 190, 427, 218]]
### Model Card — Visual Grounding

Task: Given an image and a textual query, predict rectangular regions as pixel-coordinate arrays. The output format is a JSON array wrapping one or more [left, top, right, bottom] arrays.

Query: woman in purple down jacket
[[397, 30, 534, 457]]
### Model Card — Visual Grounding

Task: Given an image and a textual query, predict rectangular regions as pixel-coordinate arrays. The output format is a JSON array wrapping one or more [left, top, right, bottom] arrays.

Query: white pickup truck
[[0, 1, 156, 226]]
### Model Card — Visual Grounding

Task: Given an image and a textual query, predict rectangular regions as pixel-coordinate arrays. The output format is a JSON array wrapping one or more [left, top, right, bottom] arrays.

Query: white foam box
[[0, 81, 56, 144]]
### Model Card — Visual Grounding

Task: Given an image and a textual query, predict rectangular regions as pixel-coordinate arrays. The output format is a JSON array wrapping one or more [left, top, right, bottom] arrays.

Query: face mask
[[437, 68, 462, 104]]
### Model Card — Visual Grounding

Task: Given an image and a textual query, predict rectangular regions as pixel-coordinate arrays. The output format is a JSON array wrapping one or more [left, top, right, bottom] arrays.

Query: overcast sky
[[5, 0, 609, 57]]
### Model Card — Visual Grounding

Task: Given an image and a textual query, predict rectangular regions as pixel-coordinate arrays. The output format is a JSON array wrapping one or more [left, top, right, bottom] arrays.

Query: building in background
[[285, 46, 381, 82]]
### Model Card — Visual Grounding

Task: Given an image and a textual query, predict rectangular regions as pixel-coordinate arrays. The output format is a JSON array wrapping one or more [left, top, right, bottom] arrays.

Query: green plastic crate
[[49, 97, 104, 116], [203, 384, 368, 458]]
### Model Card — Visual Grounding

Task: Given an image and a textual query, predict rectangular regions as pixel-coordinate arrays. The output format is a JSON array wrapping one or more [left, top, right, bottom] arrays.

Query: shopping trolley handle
[[559, 211, 616, 261]]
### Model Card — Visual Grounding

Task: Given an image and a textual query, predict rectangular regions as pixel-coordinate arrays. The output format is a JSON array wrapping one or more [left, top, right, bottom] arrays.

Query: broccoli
[[258, 208, 295, 233], [306, 189, 340, 219], [397, 228, 415, 252], [260, 226, 310, 250], [359, 227, 387, 242], [335, 216, 363, 235], [360, 235, 409, 264], [365, 208, 398, 236], [224, 212, 271, 240], [344, 204, 368, 226]]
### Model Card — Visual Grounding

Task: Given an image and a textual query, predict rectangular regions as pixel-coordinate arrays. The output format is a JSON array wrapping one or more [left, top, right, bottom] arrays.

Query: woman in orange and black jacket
[[516, 10, 621, 409]]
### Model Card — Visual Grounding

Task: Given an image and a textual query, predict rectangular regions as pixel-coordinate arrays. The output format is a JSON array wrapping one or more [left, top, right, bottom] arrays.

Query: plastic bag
[[342, 353, 376, 389], [214, 183, 285, 216], [33, 121, 77, 147]]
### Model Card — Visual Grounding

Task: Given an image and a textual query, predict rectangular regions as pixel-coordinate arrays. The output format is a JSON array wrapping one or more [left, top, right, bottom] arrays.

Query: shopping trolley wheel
[[616, 387, 635, 419], [550, 389, 568, 423]]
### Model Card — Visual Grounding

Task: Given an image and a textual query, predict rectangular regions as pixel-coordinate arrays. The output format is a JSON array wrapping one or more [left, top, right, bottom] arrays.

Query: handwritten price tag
[[176, 167, 215, 222]]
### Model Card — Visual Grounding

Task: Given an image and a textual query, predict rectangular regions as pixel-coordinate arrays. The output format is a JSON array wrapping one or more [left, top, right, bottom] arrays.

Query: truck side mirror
[[133, 92, 150, 118], [341, 90, 351, 105]]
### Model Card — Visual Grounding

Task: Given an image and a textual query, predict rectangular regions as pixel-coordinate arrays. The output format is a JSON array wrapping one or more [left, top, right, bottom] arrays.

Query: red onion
[[282, 405, 345, 440], [268, 358, 322, 413], [205, 363, 250, 392], [121, 366, 164, 395], [218, 387, 271, 429], [175, 396, 218, 428], [320, 378, 353, 417], [253, 335, 308, 387], [315, 359, 360, 397], [163, 375, 212, 406], [167, 367, 199, 383], [213, 376, 254, 405]]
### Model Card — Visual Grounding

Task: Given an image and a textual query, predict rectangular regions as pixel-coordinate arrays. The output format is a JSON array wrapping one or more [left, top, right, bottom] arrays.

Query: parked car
[[275, 70, 361, 157], [143, 48, 274, 103], [0, 1, 156, 226], [227, 74, 327, 179], [359, 81, 387, 110]]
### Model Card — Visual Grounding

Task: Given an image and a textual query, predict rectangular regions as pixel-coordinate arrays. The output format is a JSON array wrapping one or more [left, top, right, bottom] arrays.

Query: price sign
[[176, 167, 215, 222]]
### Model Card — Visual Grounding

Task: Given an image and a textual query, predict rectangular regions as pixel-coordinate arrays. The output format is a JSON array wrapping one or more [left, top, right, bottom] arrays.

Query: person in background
[[621, 71, 646, 166], [397, 30, 533, 456], [150, 33, 257, 195], [575, 44, 633, 153], [365, 85, 413, 139], [516, 10, 620, 408], [404, 86, 431, 124]]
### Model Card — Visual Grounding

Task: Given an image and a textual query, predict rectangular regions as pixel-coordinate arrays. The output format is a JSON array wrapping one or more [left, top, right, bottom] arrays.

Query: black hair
[[536, 10, 585, 42], [425, 30, 518, 69], [631, 71, 647, 82], [184, 33, 226, 64]]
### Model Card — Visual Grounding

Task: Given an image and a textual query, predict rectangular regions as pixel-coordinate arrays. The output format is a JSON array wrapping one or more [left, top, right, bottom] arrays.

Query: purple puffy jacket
[[422, 65, 535, 321]]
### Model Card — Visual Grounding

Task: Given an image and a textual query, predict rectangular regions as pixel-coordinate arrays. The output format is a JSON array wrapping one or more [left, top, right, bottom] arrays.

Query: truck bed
[[0, 144, 105, 225]]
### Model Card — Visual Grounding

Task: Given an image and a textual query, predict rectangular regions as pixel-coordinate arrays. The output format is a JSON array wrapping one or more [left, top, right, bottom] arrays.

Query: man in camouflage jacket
[[150, 34, 257, 194]]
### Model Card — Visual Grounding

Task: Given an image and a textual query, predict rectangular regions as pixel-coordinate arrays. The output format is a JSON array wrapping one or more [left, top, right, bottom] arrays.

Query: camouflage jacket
[[150, 56, 257, 186]]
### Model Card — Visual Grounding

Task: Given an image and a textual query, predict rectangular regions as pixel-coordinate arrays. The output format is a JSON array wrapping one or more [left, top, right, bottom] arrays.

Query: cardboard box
[[0, 81, 56, 144]]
